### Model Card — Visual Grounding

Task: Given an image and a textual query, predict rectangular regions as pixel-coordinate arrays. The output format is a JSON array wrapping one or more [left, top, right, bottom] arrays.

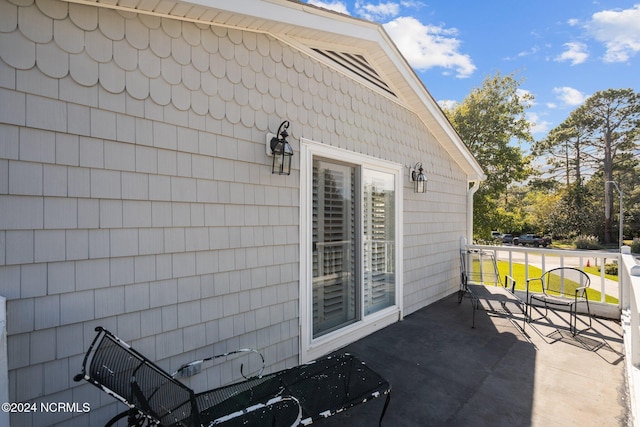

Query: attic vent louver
[[312, 48, 396, 97]]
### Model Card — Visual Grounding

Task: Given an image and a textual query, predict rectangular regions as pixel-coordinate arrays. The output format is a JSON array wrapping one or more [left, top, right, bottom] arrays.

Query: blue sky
[[305, 1, 640, 146]]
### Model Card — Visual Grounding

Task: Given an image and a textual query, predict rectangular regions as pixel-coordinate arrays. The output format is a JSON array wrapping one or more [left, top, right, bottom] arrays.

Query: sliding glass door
[[363, 169, 395, 316], [312, 159, 357, 337], [311, 159, 396, 338], [301, 139, 402, 360]]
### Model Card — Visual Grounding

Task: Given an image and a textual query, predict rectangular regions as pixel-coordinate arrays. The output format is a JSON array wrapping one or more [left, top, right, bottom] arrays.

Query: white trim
[[299, 139, 403, 363], [300, 138, 403, 171], [303, 308, 400, 362], [467, 181, 480, 243]]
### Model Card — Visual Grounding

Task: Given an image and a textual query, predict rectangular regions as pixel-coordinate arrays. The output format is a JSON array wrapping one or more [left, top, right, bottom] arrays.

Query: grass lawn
[[494, 261, 618, 304], [583, 265, 618, 282]]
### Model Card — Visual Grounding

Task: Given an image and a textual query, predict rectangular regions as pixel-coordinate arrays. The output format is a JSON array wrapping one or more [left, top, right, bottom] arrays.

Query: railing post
[[508, 251, 513, 280], [621, 250, 630, 311], [632, 302, 640, 367], [620, 250, 640, 366], [616, 250, 640, 427]]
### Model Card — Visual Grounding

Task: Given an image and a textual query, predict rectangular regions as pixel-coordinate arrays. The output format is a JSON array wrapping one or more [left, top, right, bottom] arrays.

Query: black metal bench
[[74, 327, 391, 426]]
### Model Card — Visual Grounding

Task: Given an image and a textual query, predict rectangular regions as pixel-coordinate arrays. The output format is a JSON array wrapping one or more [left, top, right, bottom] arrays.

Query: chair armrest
[[173, 348, 265, 379], [525, 277, 542, 288], [574, 286, 589, 299], [504, 275, 517, 293], [525, 277, 542, 301]]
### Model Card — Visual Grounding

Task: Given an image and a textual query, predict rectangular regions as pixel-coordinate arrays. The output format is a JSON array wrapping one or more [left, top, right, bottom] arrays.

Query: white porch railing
[[466, 243, 640, 426], [468, 244, 622, 318], [620, 248, 640, 427]]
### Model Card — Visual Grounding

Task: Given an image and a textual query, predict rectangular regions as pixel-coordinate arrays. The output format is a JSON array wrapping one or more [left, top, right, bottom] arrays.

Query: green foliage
[[602, 263, 618, 276], [445, 76, 640, 241], [495, 205, 528, 235], [532, 108, 591, 185], [529, 88, 640, 243], [579, 89, 640, 243], [444, 72, 533, 240], [574, 235, 601, 250], [520, 188, 560, 236], [631, 238, 640, 254], [538, 183, 600, 239]]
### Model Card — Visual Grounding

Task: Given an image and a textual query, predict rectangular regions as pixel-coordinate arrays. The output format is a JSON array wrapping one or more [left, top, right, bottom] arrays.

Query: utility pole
[[605, 181, 623, 251]]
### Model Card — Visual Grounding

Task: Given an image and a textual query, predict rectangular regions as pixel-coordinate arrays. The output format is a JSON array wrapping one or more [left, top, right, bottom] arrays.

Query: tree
[[532, 88, 640, 243], [581, 89, 640, 243], [610, 153, 640, 241], [532, 107, 593, 186], [557, 184, 599, 238], [532, 108, 596, 237], [444, 72, 533, 239], [627, 164, 640, 239], [522, 189, 560, 236]]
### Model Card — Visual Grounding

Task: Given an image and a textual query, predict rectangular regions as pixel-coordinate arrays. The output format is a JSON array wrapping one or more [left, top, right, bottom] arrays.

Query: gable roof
[[61, 0, 485, 181]]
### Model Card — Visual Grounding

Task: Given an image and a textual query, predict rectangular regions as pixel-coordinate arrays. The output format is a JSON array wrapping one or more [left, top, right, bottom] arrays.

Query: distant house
[[0, 0, 484, 425]]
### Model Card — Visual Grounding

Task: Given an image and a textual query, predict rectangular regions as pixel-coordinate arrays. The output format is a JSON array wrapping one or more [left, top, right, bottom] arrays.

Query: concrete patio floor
[[318, 292, 629, 427]]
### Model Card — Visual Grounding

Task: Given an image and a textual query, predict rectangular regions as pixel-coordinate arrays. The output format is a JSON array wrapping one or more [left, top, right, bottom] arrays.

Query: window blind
[[312, 160, 356, 337], [363, 170, 395, 315]]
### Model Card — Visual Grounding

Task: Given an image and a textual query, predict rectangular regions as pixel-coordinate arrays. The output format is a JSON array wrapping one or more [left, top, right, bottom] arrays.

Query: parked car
[[513, 234, 551, 247], [501, 234, 514, 244]]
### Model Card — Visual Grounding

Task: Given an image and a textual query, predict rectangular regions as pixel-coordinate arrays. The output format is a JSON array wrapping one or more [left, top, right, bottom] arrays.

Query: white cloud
[[553, 86, 586, 106], [307, 0, 351, 15], [518, 46, 540, 57], [555, 42, 589, 65], [306, 2, 474, 79], [438, 99, 459, 110], [527, 112, 551, 135], [587, 4, 640, 62], [503, 46, 539, 61], [384, 16, 476, 78], [517, 89, 535, 107], [355, 1, 400, 21], [567, 18, 580, 27], [546, 102, 558, 109], [401, 0, 425, 7]]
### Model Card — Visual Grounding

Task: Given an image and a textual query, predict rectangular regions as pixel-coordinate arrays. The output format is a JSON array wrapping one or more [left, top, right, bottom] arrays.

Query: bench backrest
[[541, 267, 590, 298], [76, 327, 198, 426]]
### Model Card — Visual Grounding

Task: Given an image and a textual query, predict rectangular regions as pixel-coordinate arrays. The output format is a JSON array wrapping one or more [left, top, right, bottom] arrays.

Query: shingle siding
[[0, 2, 469, 425]]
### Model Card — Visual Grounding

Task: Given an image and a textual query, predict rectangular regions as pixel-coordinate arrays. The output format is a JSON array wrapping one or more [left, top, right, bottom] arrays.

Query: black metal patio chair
[[526, 267, 592, 335], [74, 327, 390, 427], [459, 249, 525, 331]]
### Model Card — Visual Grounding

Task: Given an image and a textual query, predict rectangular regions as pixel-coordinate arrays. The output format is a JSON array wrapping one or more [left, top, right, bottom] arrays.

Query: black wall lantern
[[410, 162, 427, 193], [268, 120, 293, 175]]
